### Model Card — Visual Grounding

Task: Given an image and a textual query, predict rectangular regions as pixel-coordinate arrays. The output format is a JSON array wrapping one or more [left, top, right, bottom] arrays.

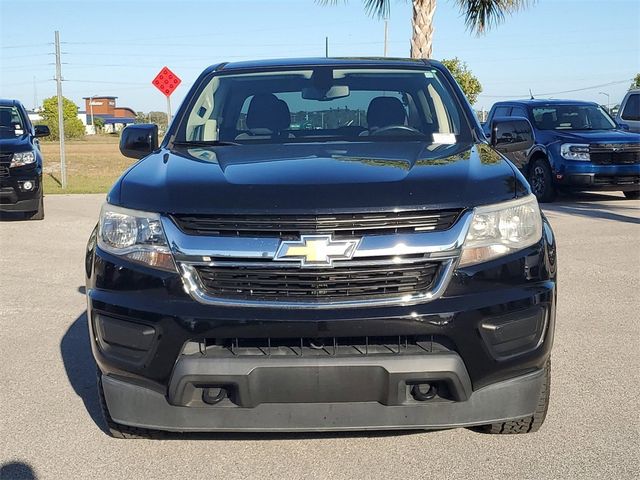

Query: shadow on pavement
[[60, 312, 108, 434], [0, 461, 37, 480], [60, 312, 425, 441], [543, 191, 640, 225]]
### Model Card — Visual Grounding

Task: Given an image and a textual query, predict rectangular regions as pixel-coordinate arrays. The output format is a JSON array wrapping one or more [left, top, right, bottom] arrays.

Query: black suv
[[0, 99, 49, 219], [86, 58, 556, 438], [483, 99, 640, 202]]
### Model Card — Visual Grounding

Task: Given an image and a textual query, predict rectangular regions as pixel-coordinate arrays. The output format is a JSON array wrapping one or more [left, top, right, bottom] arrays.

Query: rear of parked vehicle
[[86, 58, 556, 438], [484, 100, 640, 202], [0, 99, 49, 219]]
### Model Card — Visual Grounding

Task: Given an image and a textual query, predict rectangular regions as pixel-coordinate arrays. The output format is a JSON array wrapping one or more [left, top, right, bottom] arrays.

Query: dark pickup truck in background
[[483, 99, 640, 202], [86, 58, 556, 438], [0, 98, 49, 219]]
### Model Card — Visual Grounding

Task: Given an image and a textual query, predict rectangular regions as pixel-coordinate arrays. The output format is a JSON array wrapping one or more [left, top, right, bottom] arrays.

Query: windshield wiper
[[173, 140, 240, 147]]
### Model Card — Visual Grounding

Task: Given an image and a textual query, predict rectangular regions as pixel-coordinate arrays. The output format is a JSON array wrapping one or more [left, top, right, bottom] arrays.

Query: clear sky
[[1, 0, 638, 113]]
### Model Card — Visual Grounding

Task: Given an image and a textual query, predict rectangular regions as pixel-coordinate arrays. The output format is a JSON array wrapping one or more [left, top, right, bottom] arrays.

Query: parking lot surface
[[1, 193, 639, 480]]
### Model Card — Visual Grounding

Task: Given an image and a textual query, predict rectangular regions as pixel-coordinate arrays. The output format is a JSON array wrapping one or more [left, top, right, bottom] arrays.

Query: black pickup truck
[[85, 58, 557, 438], [0, 99, 49, 220]]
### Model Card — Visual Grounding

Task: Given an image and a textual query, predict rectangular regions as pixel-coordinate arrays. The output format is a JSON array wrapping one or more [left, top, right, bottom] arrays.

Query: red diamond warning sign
[[152, 66, 181, 97]]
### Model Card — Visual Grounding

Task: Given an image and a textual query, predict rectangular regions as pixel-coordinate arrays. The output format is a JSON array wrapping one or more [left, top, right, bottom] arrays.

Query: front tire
[[97, 370, 164, 439], [623, 190, 640, 200], [27, 195, 44, 220], [474, 358, 551, 434], [528, 159, 556, 203]]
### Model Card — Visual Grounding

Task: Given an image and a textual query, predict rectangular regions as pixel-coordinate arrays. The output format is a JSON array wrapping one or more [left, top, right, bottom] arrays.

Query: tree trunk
[[411, 0, 436, 59]]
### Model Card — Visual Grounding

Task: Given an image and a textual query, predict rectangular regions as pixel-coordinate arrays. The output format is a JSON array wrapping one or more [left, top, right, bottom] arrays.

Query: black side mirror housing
[[34, 125, 50, 137], [119, 124, 159, 159], [618, 123, 630, 131], [490, 116, 534, 153]]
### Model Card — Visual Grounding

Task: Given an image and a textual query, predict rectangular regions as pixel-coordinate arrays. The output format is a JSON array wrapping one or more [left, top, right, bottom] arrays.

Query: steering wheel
[[370, 125, 422, 136]]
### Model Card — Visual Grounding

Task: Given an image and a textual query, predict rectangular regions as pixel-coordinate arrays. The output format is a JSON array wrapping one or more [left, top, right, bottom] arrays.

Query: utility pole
[[167, 96, 172, 124], [325, 37, 329, 58], [54, 31, 67, 189], [599, 92, 610, 113], [383, 16, 389, 57]]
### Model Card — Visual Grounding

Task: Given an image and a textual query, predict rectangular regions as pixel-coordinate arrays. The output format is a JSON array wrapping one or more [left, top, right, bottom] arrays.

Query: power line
[[480, 79, 633, 99], [0, 42, 50, 49]]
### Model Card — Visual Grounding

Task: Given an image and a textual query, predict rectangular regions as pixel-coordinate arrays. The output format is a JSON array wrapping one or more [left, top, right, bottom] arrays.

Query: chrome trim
[[178, 258, 458, 310], [178, 253, 459, 269], [161, 211, 473, 263], [161, 211, 473, 309]]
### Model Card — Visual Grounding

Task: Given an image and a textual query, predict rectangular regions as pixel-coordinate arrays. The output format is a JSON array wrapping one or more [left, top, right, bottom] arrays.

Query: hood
[[114, 141, 522, 214], [549, 129, 640, 144], [0, 134, 32, 153]]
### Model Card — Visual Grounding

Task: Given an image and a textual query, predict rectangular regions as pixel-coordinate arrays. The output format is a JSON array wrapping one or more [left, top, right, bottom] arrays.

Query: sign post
[[152, 66, 181, 124]]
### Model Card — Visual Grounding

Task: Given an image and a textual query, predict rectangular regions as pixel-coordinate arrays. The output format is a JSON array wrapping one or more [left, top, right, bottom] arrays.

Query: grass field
[[40, 135, 137, 194]]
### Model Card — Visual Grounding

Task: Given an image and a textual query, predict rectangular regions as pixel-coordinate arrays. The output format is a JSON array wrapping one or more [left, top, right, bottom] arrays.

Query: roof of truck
[[214, 57, 432, 72]]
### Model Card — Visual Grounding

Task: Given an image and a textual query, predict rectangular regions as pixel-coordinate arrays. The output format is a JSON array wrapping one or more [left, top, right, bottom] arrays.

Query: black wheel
[[528, 159, 556, 203], [27, 195, 44, 220], [97, 370, 164, 439], [623, 190, 640, 200], [473, 358, 551, 435]]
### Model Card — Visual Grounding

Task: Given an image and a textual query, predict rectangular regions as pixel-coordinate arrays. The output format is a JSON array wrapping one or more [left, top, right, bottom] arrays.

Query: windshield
[[531, 104, 616, 131], [0, 106, 28, 138], [179, 67, 471, 145]]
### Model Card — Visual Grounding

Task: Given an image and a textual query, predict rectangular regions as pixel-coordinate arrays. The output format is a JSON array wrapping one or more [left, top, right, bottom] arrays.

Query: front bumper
[[101, 367, 545, 432], [86, 217, 557, 431], [0, 167, 42, 212], [555, 162, 640, 191]]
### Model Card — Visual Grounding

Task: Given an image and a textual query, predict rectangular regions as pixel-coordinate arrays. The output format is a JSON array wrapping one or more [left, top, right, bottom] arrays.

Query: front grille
[[0, 153, 12, 164], [172, 209, 463, 237], [590, 144, 640, 164], [187, 335, 454, 358], [593, 175, 640, 186], [194, 256, 441, 301], [0, 166, 9, 178]]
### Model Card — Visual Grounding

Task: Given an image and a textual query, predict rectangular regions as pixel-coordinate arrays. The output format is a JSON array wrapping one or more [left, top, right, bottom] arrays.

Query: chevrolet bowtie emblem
[[274, 235, 360, 267]]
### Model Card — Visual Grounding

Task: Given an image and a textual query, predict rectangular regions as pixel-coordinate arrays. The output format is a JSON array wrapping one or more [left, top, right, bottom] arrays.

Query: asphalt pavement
[[1, 192, 638, 480]]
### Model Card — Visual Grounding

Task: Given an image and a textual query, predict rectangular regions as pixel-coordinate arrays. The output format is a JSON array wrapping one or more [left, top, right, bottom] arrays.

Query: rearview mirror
[[34, 125, 50, 137], [302, 85, 350, 101], [119, 124, 158, 159], [490, 116, 534, 153]]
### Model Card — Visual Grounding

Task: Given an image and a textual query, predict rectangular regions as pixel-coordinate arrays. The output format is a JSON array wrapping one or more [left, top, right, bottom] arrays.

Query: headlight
[[560, 143, 590, 161], [97, 204, 176, 271], [459, 194, 543, 267], [10, 151, 36, 167]]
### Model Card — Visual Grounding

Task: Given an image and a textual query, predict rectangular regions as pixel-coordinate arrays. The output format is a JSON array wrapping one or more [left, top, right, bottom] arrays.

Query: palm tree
[[320, 1, 533, 59]]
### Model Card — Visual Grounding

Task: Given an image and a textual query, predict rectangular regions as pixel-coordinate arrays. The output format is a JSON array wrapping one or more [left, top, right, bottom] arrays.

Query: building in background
[[83, 96, 136, 134]]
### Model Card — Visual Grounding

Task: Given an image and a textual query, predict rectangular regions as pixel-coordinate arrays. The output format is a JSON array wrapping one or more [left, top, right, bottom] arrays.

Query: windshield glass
[[179, 67, 470, 145], [531, 104, 616, 131], [0, 106, 28, 138]]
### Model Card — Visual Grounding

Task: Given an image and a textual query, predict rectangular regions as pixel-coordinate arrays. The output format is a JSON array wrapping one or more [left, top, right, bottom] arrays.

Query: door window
[[621, 94, 640, 121]]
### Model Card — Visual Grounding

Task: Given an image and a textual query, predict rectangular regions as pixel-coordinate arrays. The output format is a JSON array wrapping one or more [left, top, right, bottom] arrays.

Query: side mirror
[[618, 123, 630, 131], [490, 116, 534, 153], [119, 124, 158, 159], [34, 125, 50, 137]]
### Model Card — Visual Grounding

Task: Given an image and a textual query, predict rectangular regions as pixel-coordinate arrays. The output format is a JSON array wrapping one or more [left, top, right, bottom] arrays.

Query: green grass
[[41, 135, 137, 194]]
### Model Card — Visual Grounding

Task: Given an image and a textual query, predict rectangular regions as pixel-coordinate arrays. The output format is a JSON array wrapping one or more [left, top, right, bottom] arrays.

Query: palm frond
[[453, 0, 535, 35], [315, 0, 390, 18]]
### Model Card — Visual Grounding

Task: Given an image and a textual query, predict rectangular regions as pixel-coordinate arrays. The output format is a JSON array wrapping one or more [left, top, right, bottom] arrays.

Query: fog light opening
[[22, 181, 34, 191], [202, 387, 227, 405], [411, 382, 438, 401]]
